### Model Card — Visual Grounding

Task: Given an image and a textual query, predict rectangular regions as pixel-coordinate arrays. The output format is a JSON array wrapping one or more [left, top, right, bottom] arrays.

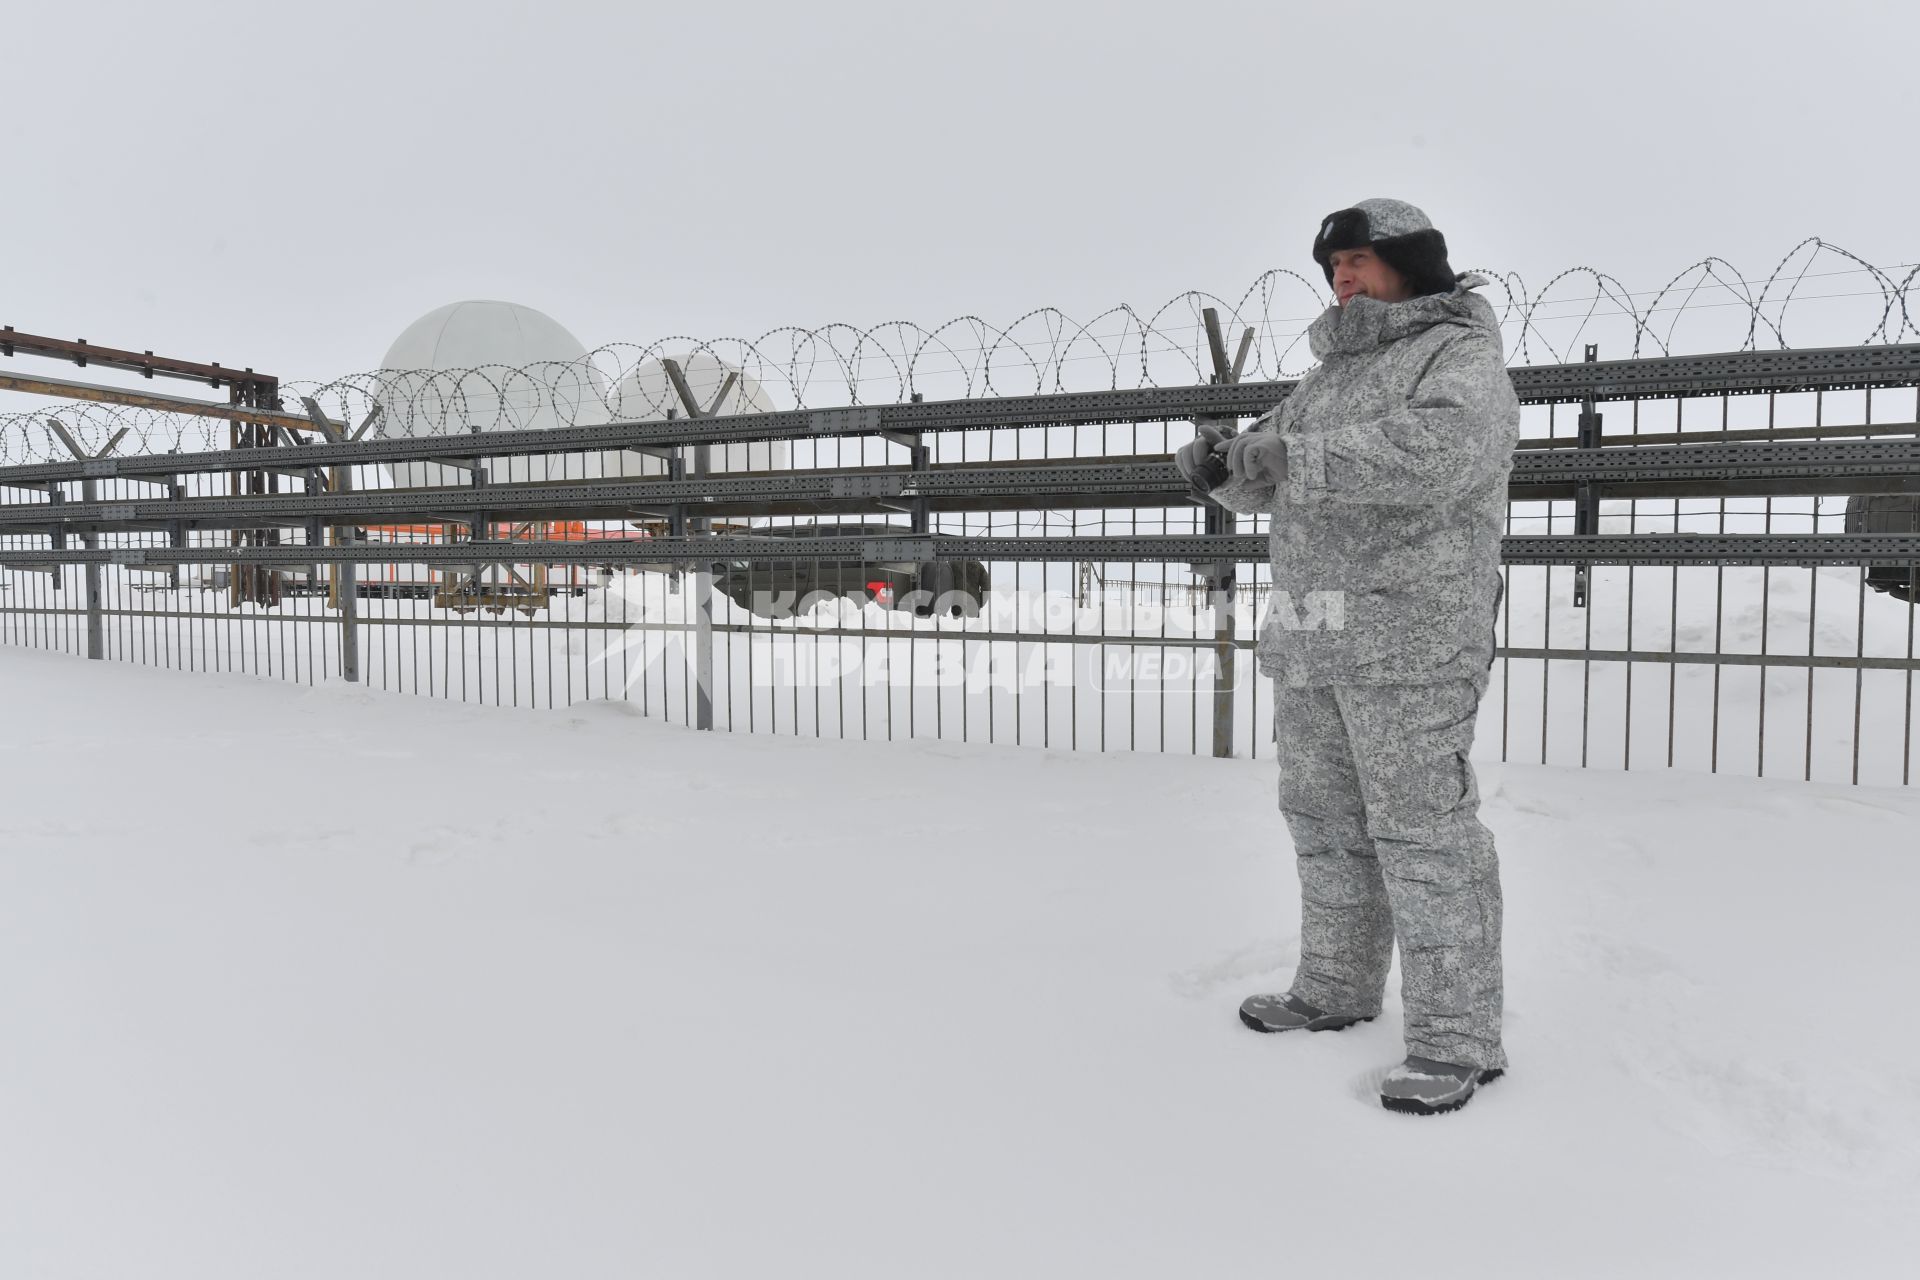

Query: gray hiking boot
[[1238, 992, 1375, 1034], [1378, 1055, 1505, 1115]]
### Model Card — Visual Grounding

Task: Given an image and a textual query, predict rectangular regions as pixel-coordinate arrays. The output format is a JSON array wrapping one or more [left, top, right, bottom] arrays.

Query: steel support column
[[1199, 307, 1255, 759], [1573, 344, 1603, 608]]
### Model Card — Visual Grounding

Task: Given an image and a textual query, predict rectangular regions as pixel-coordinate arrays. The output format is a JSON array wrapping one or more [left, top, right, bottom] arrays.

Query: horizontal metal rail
[[1517, 420, 1920, 449], [1498, 533, 1920, 567], [0, 370, 332, 436], [6, 343, 1920, 488], [1510, 437, 1920, 482], [1505, 343, 1920, 403], [8, 599, 1915, 673], [5, 439, 1919, 532], [1494, 646, 1920, 672], [4, 533, 1918, 569], [5, 385, 1270, 486], [0, 327, 276, 390], [1507, 438, 1920, 500]]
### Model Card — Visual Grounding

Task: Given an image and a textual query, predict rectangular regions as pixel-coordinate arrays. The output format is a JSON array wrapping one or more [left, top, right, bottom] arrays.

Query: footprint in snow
[[1167, 935, 1299, 1000], [1627, 1047, 1919, 1185]]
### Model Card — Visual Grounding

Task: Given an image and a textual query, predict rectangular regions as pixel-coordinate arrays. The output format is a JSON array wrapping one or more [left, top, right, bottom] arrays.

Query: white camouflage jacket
[[1207, 274, 1518, 687]]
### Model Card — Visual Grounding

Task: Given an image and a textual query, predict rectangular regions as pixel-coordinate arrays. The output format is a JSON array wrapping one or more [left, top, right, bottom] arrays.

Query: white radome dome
[[603, 352, 786, 477], [381, 299, 593, 375], [377, 300, 610, 488], [374, 305, 788, 488]]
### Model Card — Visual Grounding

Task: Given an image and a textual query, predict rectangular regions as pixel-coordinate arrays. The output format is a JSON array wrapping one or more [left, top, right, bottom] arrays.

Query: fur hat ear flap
[[1369, 228, 1458, 297]]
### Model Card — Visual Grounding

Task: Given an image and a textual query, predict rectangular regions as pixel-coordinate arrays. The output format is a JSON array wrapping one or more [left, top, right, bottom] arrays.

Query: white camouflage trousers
[[1272, 677, 1508, 1071]]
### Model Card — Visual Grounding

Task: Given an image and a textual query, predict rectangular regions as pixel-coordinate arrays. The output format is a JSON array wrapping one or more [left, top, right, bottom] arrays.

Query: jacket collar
[[1307, 272, 1498, 358]]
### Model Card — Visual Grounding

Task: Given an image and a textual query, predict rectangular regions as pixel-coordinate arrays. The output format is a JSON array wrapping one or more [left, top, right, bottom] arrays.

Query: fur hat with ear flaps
[[1312, 198, 1459, 298]]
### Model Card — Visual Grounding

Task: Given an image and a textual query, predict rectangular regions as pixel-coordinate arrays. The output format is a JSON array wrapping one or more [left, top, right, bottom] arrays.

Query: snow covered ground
[[3, 643, 1918, 1278]]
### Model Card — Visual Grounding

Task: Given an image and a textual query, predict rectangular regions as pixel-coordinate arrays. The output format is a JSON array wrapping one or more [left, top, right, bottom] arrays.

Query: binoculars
[[1187, 439, 1232, 501]]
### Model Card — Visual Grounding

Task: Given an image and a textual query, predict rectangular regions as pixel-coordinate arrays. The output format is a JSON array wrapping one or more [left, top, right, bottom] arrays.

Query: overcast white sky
[[6, 0, 1915, 383]]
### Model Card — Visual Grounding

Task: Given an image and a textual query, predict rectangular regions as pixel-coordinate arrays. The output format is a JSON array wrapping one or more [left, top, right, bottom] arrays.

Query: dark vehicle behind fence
[[1846, 494, 1920, 603], [715, 522, 990, 619]]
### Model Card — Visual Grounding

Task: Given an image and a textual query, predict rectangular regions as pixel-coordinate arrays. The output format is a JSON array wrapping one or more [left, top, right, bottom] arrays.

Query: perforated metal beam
[[1506, 438, 1920, 500], [1509, 438, 1920, 481], [8, 439, 1919, 532], [1497, 534, 1920, 567], [1506, 343, 1920, 404], [5, 533, 1917, 570], [7, 343, 1920, 489]]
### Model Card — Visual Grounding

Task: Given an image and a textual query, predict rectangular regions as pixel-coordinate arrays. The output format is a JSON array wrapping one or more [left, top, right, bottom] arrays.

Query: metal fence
[[4, 348, 1918, 786]]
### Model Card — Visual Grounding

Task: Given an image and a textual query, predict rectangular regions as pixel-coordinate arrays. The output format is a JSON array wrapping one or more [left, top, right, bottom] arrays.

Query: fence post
[[1573, 343, 1603, 608], [336, 461, 360, 683], [663, 360, 717, 731], [167, 480, 184, 591], [693, 454, 714, 732], [1208, 523, 1235, 758], [47, 419, 112, 660], [80, 476, 103, 660], [1199, 308, 1254, 758], [302, 398, 360, 682]]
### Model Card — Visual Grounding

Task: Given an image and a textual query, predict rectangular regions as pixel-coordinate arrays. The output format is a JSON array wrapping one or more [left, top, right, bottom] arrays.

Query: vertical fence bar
[[80, 478, 103, 660], [334, 459, 360, 684]]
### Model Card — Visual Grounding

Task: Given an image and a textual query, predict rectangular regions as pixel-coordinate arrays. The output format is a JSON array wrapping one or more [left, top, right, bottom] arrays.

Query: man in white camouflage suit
[[1176, 198, 1518, 1115]]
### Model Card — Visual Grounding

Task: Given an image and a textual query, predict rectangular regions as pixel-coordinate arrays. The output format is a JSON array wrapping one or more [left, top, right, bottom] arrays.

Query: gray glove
[[1174, 422, 1235, 480], [1225, 431, 1289, 486]]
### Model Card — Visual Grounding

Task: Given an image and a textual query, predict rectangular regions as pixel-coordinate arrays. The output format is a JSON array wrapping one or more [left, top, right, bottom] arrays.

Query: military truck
[[1846, 494, 1920, 603], [713, 522, 989, 619]]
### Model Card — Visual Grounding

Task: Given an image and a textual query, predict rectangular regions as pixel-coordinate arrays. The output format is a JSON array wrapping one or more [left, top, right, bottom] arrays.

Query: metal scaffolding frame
[[4, 337, 1918, 779]]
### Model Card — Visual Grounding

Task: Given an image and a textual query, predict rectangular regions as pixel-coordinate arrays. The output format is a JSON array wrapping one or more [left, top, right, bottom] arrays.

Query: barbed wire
[[3, 238, 1916, 466]]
